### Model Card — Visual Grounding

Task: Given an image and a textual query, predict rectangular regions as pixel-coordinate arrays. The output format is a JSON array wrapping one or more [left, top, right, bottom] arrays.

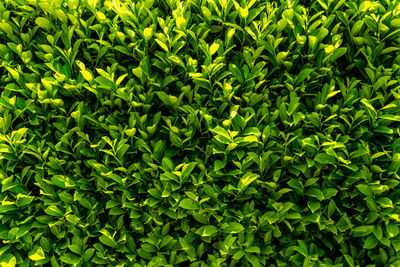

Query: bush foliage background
[[1, 0, 400, 266]]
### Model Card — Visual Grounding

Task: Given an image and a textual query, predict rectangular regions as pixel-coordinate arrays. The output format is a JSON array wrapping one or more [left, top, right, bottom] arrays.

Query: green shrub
[[1, 0, 400, 266]]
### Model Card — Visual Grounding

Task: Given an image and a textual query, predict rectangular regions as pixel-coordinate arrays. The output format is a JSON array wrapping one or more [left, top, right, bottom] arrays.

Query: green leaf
[[35, 17, 52, 29], [391, 18, 400, 28], [246, 253, 261, 267], [44, 205, 64, 217], [305, 188, 324, 201], [179, 198, 200, 210], [222, 222, 245, 234], [323, 188, 338, 199], [211, 125, 232, 144], [0, 22, 13, 35], [211, 125, 231, 139], [294, 68, 314, 85], [229, 64, 244, 85], [214, 160, 226, 171], [386, 224, 399, 238], [201, 6, 212, 22], [243, 127, 261, 137], [132, 67, 143, 79], [60, 253, 81, 264], [162, 157, 174, 171], [314, 153, 336, 164], [197, 225, 219, 237], [330, 47, 347, 62], [307, 201, 321, 213], [51, 175, 75, 188], [181, 162, 196, 181], [344, 255, 355, 267], [377, 197, 393, 208], [240, 172, 259, 189], [356, 184, 372, 196], [245, 246, 261, 253], [232, 250, 245, 260], [351, 20, 364, 36], [352, 225, 374, 237], [157, 92, 173, 107], [83, 248, 95, 262], [99, 235, 116, 248], [363, 235, 378, 249]]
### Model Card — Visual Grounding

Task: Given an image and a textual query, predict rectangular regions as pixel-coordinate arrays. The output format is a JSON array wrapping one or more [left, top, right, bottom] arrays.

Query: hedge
[[1, 0, 400, 266]]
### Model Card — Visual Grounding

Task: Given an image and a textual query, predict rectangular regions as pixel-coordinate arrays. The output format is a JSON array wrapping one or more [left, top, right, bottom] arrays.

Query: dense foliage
[[1, 0, 400, 266]]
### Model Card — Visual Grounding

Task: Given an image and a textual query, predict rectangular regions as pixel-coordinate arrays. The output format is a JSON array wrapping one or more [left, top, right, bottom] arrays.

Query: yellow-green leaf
[[239, 7, 249, 19], [81, 70, 93, 81], [144, 27, 153, 41], [209, 43, 219, 56], [29, 246, 45, 261], [155, 38, 169, 52]]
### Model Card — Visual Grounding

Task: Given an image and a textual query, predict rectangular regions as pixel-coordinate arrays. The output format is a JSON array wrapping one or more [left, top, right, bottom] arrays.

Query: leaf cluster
[[1, 0, 400, 266]]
